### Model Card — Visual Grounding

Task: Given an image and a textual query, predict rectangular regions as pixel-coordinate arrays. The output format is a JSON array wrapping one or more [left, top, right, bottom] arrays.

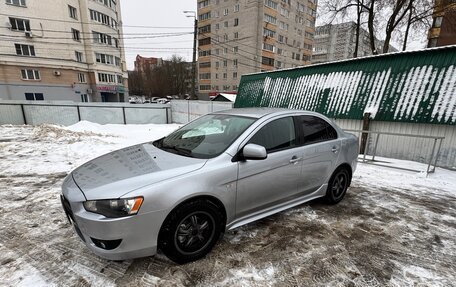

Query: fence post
[[122, 106, 126, 124], [360, 112, 371, 154], [187, 100, 190, 123], [372, 133, 381, 161], [76, 105, 81, 121], [427, 138, 437, 175], [363, 132, 370, 162], [20, 104, 27, 125], [431, 138, 443, 173]]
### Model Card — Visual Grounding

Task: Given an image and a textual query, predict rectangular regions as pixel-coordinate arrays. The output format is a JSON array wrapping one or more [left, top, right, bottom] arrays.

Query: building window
[[262, 56, 274, 66], [94, 0, 117, 9], [263, 28, 275, 38], [428, 38, 438, 48], [223, 34, 228, 41], [81, 94, 89, 102], [223, 85, 230, 91], [264, 0, 278, 9], [233, 46, 239, 53], [215, 61, 220, 68], [95, 52, 115, 65], [25, 93, 44, 101], [224, 8, 228, 15], [199, 61, 211, 68], [279, 21, 289, 31], [215, 73, 218, 79], [198, 12, 211, 21], [215, 23, 219, 30], [89, 9, 110, 26], [198, 24, 211, 33], [198, 0, 209, 9], [15, 44, 35, 56], [98, 72, 118, 83], [68, 5, 78, 19], [433, 16, 443, 28], [199, 85, 211, 91], [223, 72, 227, 79], [262, 42, 275, 52], [199, 49, 211, 57], [224, 21, 228, 28], [223, 60, 227, 67], [199, 73, 211, 79], [264, 14, 277, 25], [75, 51, 83, 62], [78, 73, 86, 83], [9, 17, 30, 31], [92, 31, 118, 47], [233, 59, 238, 67], [233, 72, 237, 78], [6, 0, 26, 6], [72, 29, 81, 41], [280, 7, 289, 17], [20, 69, 40, 80], [234, 4, 239, 12], [276, 60, 282, 68], [234, 18, 239, 26], [223, 47, 228, 54], [234, 32, 239, 39], [199, 37, 211, 46]]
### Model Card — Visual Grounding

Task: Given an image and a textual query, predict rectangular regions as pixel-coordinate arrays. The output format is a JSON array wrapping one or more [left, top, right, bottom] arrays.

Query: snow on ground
[[0, 122, 455, 286]]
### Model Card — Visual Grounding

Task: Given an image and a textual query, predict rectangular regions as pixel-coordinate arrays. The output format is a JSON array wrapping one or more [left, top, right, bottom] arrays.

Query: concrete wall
[[0, 100, 170, 126]]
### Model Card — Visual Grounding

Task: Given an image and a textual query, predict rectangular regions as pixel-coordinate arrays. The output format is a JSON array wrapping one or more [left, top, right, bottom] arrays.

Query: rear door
[[235, 116, 302, 218], [295, 115, 340, 194]]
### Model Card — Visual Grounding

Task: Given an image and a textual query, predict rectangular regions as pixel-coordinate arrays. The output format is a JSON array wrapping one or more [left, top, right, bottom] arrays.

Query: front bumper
[[61, 176, 167, 260]]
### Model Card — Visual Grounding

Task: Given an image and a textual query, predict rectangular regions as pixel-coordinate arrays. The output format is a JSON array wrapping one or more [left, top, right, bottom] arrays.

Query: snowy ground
[[0, 122, 455, 287]]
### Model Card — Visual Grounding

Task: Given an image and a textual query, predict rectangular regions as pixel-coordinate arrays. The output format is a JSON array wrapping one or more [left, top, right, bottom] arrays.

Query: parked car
[[157, 98, 170, 104], [61, 108, 358, 264]]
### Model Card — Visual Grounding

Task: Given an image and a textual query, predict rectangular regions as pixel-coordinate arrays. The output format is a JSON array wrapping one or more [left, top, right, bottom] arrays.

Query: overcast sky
[[119, 0, 426, 70], [120, 0, 197, 70]]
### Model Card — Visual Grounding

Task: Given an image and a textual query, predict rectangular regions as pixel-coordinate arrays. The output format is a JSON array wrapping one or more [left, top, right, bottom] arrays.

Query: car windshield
[[153, 114, 256, 159]]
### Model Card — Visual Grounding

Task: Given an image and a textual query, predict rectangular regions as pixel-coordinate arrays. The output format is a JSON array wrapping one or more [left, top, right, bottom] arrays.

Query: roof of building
[[212, 93, 237, 102], [235, 45, 456, 125]]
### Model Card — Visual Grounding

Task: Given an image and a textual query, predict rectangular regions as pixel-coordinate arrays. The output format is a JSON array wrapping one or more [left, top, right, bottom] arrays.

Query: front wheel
[[158, 199, 223, 264], [325, 168, 350, 204]]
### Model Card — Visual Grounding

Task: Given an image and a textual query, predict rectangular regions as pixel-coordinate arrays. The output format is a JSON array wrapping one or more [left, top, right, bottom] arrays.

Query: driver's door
[[235, 116, 302, 218]]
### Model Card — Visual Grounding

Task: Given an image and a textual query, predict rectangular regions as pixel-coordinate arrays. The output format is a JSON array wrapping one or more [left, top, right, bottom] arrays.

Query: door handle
[[331, 146, 339, 153], [289, 156, 302, 164]]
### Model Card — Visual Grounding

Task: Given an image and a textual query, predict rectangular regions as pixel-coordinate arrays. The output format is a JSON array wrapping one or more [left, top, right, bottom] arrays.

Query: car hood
[[71, 143, 207, 200]]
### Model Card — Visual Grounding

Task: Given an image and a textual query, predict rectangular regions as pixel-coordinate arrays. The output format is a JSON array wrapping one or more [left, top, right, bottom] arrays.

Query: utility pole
[[184, 11, 198, 100]]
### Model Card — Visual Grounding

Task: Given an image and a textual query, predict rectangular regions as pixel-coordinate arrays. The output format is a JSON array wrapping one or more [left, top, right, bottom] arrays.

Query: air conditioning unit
[[25, 31, 33, 38], [54, 70, 61, 76]]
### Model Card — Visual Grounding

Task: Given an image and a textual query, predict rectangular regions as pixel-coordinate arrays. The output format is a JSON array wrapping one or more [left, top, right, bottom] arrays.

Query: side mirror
[[242, 143, 267, 160]]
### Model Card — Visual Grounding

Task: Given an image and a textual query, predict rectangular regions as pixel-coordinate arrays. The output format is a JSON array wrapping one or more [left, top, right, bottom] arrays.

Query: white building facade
[[0, 0, 128, 102]]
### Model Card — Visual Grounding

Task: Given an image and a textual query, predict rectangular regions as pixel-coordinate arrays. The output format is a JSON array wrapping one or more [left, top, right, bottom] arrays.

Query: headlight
[[83, 197, 143, 218]]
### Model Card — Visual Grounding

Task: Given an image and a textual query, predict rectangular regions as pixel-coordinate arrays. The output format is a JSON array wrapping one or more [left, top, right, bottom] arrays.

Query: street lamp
[[184, 11, 197, 100]]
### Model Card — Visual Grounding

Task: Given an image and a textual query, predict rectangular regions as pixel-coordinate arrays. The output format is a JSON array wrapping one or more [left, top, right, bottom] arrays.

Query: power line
[[0, 32, 193, 40]]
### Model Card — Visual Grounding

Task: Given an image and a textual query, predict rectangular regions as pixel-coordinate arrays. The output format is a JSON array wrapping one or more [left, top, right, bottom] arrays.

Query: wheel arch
[[158, 195, 228, 238], [334, 163, 353, 186]]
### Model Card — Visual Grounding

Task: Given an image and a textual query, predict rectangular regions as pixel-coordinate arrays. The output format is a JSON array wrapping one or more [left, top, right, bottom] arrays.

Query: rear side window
[[297, 115, 337, 145], [248, 117, 296, 153]]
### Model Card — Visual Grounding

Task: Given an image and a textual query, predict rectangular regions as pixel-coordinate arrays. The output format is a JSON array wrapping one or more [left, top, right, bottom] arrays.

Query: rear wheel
[[325, 168, 350, 204], [158, 199, 223, 264]]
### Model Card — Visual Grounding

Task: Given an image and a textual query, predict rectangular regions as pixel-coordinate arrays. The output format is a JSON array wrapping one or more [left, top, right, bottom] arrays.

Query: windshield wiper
[[161, 144, 194, 157]]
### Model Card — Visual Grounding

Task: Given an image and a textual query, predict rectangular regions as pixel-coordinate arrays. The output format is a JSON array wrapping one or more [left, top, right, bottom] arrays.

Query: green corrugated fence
[[235, 46, 456, 125]]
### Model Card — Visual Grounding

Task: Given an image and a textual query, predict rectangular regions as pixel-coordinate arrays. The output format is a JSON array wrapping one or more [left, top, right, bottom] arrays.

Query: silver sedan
[[61, 108, 358, 264]]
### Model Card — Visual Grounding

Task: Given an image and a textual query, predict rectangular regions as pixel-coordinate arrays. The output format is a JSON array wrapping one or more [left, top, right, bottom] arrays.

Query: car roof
[[212, 107, 326, 119]]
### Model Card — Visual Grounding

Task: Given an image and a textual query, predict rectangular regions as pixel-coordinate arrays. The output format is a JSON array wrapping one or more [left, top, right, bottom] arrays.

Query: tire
[[325, 168, 350, 204], [158, 199, 224, 264]]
